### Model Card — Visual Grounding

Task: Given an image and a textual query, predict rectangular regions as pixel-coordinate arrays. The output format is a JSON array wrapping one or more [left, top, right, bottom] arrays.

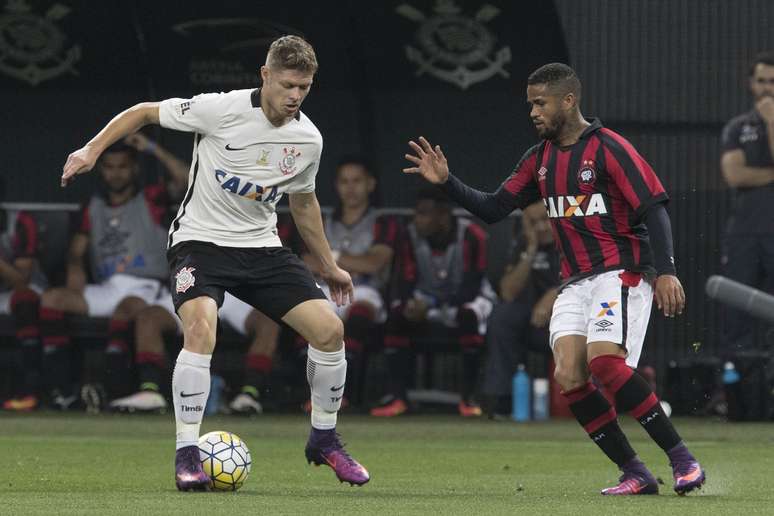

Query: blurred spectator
[[37, 137, 187, 409], [301, 157, 399, 407], [371, 187, 494, 417], [482, 201, 559, 418], [1, 179, 50, 410], [720, 51, 774, 350]]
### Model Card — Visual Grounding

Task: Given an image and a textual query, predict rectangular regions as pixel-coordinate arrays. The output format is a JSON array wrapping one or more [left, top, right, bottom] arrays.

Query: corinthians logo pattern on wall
[[0, 0, 80, 86], [397, 0, 511, 90]]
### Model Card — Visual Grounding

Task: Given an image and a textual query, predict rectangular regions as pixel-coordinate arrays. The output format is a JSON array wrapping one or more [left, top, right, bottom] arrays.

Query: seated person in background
[[107, 214, 298, 414], [483, 201, 559, 418], [371, 187, 494, 417], [300, 156, 399, 407], [1, 184, 49, 410], [37, 138, 187, 409], [106, 293, 278, 414]]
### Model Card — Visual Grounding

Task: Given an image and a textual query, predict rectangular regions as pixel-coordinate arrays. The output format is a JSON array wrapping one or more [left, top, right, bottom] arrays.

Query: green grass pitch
[[0, 413, 771, 515]]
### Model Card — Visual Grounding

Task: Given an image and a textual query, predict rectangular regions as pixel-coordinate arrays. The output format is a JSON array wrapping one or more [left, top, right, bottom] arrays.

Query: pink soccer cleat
[[305, 428, 370, 486]]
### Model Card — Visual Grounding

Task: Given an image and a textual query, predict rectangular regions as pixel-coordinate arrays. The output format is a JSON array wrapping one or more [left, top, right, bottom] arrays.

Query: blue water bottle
[[722, 361, 741, 420], [512, 364, 531, 422], [205, 374, 224, 415], [532, 378, 549, 421]]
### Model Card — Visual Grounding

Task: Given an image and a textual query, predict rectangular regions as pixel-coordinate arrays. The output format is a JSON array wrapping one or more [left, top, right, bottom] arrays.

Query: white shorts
[[320, 284, 387, 323], [84, 274, 166, 317], [153, 290, 254, 336], [548, 269, 653, 368]]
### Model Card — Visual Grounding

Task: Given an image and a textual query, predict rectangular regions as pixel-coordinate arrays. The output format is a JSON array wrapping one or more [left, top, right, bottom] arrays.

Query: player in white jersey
[[61, 35, 369, 490]]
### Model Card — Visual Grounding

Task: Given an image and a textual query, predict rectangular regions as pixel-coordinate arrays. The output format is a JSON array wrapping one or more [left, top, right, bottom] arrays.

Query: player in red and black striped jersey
[[404, 63, 704, 496], [1, 206, 48, 411]]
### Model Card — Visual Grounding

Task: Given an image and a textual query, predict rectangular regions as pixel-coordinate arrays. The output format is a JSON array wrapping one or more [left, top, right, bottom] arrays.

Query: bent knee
[[310, 316, 344, 352], [554, 366, 588, 392]]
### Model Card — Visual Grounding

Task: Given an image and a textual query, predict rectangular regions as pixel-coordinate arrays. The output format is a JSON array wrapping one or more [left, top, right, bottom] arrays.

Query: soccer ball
[[197, 431, 252, 491]]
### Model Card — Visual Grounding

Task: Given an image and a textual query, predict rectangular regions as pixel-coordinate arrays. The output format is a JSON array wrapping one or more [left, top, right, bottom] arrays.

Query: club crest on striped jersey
[[577, 159, 597, 185], [175, 267, 196, 293], [544, 193, 608, 218], [279, 146, 301, 175]]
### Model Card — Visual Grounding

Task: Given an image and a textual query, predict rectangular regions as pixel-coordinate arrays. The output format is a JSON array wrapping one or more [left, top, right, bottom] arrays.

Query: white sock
[[173, 349, 212, 450], [307, 344, 346, 430]]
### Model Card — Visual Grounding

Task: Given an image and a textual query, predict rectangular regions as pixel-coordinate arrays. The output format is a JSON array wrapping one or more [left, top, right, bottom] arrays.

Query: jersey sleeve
[[12, 211, 38, 259], [497, 144, 542, 209], [158, 93, 225, 135], [601, 129, 668, 216], [720, 118, 742, 153], [373, 215, 400, 248], [77, 203, 90, 235]]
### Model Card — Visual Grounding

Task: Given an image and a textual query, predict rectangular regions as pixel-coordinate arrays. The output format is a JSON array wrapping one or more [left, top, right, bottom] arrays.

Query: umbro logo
[[595, 319, 614, 329]]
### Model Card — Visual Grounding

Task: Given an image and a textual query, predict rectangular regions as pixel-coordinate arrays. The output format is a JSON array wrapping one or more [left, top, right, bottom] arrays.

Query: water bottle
[[722, 361, 740, 384], [512, 364, 531, 422], [722, 361, 741, 420], [205, 374, 224, 416], [532, 378, 549, 421]]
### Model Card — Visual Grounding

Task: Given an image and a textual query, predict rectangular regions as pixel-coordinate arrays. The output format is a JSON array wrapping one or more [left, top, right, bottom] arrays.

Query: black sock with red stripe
[[244, 353, 273, 398], [563, 382, 637, 467], [458, 307, 483, 403], [40, 306, 71, 395], [136, 352, 166, 393], [589, 354, 681, 452], [344, 304, 374, 405], [11, 289, 41, 397], [104, 318, 133, 399]]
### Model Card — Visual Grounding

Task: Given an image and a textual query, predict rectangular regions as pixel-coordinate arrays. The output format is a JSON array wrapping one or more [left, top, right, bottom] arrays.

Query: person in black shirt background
[[483, 201, 559, 418], [720, 51, 774, 350]]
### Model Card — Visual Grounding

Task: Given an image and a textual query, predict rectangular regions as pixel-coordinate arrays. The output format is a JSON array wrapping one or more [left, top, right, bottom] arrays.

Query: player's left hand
[[320, 265, 354, 307], [654, 274, 685, 318], [61, 145, 99, 187]]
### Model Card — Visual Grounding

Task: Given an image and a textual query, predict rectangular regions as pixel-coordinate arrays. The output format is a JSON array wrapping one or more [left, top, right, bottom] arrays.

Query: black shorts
[[167, 241, 326, 322]]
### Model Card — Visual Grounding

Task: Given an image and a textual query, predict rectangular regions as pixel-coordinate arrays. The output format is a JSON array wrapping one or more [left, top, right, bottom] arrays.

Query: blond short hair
[[266, 35, 318, 74]]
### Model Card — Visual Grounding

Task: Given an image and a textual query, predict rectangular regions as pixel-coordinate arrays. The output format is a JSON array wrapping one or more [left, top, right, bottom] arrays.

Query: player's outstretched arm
[[61, 102, 160, 187], [289, 192, 354, 307], [403, 136, 520, 224]]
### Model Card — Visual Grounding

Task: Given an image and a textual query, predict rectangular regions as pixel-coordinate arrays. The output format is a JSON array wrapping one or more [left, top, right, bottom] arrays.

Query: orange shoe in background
[[370, 398, 408, 417], [2, 395, 38, 411], [458, 400, 483, 417]]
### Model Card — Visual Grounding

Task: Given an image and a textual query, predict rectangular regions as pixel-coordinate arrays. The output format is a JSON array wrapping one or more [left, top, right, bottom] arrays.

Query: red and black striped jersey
[[501, 119, 667, 280]]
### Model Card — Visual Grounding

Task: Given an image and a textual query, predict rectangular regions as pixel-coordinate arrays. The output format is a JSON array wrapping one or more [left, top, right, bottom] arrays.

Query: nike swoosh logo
[[330, 384, 345, 392], [180, 391, 205, 398], [225, 143, 262, 151]]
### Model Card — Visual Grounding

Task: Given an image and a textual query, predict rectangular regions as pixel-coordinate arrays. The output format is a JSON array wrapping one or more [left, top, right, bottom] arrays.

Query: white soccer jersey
[[159, 89, 322, 248]]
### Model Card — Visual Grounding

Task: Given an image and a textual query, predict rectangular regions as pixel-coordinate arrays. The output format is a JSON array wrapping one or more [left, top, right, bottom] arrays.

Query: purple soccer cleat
[[305, 429, 370, 486], [175, 445, 211, 492], [601, 463, 659, 496], [672, 460, 706, 495]]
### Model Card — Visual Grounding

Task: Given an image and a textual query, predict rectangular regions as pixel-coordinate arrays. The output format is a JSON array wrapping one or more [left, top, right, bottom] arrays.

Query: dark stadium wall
[[0, 0, 568, 206], [554, 0, 774, 368]]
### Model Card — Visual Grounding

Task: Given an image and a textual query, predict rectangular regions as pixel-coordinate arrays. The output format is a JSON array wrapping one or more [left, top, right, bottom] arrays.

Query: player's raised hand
[[124, 132, 152, 152], [321, 265, 354, 307], [61, 145, 99, 187], [404, 136, 449, 184], [654, 274, 685, 317]]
